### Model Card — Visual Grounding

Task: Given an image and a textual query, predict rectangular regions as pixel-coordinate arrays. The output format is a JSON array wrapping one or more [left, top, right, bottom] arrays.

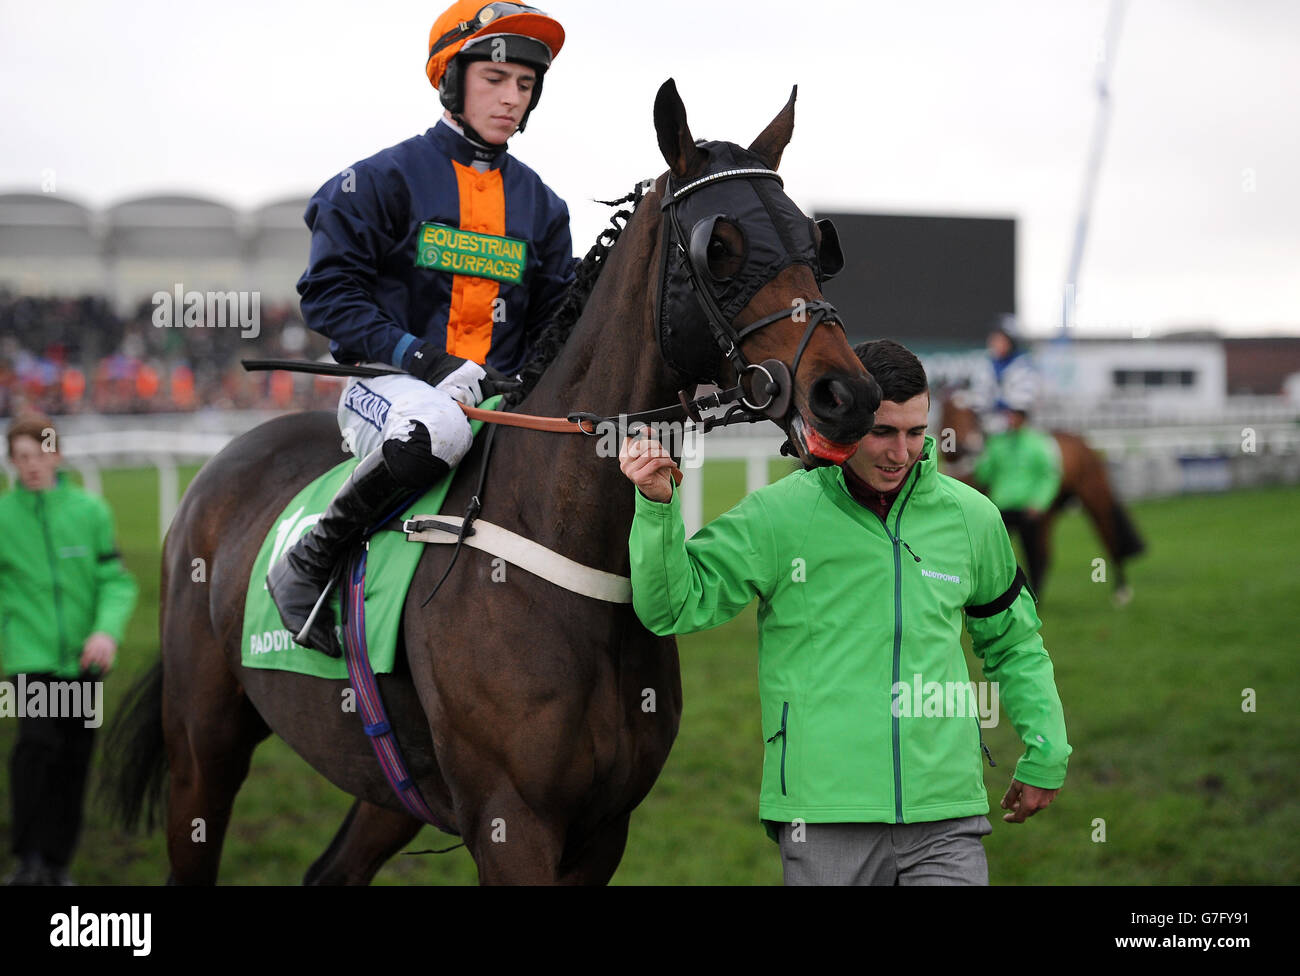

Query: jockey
[[972, 315, 1040, 434], [269, 1, 576, 656]]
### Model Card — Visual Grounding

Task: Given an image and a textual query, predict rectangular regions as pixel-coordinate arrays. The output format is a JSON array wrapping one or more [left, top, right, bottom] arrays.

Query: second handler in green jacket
[[973, 399, 1063, 599], [619, 339, 1071, 885], [1, 413, 138, 885]]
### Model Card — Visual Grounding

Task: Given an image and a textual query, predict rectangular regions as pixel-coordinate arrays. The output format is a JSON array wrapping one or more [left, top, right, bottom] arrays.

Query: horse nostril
[[810, 376, 852, 420], [828, 379, 853, 411], [810, 374, 879, 421]]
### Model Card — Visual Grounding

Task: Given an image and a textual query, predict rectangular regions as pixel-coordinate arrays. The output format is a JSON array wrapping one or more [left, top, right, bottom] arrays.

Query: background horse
[[104, 80, 878, 884], [937, 390, 1145, 603]]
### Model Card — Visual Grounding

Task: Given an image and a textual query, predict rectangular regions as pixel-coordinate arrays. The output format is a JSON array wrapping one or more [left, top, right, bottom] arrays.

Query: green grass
[[1, 463, 1296, 885]]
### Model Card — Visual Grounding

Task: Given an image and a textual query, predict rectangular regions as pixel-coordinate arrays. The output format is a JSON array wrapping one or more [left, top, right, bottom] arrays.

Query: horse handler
[[619, 340, 1071, 885], [973, 395, 1063, 599], [1, 414, 138, 885], [269, 1, 576, 656]]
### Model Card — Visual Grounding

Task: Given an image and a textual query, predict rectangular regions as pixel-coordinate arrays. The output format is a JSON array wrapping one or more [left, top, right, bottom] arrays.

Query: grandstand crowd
[[0, 289, 343, 417]]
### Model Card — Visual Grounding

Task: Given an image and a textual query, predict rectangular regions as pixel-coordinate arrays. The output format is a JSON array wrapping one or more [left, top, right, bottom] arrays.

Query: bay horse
[[104, 80, 879, 884], [937, 390, 1145, 603]]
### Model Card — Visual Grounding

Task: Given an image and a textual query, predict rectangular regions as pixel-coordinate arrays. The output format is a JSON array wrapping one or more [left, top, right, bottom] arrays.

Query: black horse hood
[[655, 141, 838, 383]]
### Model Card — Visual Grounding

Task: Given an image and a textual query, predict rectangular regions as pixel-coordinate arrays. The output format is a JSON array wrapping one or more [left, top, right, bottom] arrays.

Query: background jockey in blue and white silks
[[268, 2, 576, 657], [968, 318, 1061, 597], [970, 316, 1041, 435]]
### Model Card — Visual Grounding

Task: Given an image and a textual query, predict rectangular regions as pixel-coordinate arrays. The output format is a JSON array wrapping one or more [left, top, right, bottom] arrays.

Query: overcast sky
[[1, 0, 1296, 336]]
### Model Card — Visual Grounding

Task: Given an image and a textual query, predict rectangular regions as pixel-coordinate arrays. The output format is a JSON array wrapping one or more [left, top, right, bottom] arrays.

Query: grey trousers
[[777, 815, 993, 886]]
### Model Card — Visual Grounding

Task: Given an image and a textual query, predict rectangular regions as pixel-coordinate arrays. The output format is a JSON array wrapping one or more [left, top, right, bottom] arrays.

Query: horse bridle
[[654, 151, 846, 426]]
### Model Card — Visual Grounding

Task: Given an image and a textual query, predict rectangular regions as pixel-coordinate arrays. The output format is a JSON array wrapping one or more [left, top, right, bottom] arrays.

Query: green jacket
[[629, 436, 1070, 829], [0, 473, 137, 678], [974, 427, 1062, 512]]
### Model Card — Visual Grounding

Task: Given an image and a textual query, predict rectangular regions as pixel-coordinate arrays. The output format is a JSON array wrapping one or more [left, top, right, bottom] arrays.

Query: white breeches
[[337, 370, 474, 466]]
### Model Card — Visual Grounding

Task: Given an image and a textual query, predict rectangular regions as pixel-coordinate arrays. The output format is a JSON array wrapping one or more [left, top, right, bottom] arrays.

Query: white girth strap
[[401, 515, 633, 604]]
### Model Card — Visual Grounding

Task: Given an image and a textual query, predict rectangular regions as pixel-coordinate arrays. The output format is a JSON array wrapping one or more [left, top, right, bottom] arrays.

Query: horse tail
[[1110, 500, 1146, 561], [99, 658, 168, 833]]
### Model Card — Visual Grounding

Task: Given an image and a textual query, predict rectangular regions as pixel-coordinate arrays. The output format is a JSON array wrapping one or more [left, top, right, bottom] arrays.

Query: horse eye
[[698, 220, 744, 281]]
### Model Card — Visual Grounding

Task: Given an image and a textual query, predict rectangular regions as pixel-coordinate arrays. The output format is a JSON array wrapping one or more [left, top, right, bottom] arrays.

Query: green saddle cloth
[[240, 397, 500, 679]]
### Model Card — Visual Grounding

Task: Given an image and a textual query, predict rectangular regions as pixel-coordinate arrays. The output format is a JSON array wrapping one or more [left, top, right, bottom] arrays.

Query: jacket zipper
[[977, 714, 997, 767], [888, 471, 922, 824], [36, 492, 70, 669], [766, 700, 789, 796]]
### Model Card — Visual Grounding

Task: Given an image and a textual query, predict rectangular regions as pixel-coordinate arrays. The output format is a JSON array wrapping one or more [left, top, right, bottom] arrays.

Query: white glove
[[435, 359, 488, 407]]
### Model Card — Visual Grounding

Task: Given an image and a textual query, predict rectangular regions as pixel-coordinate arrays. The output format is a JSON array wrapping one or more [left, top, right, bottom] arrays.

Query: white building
[[0, 191, 311, 314], [922, 336, 1226, 422]]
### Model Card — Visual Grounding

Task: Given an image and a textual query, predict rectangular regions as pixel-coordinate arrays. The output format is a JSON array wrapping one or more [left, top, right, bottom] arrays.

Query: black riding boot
[[267, 450, 414, 657]]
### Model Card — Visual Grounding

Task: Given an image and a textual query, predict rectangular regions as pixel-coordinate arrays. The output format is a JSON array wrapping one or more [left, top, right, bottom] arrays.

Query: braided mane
[[505, 180, 650, 407]]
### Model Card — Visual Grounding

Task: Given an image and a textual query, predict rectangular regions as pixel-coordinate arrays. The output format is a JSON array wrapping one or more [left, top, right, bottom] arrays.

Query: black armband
[[966, 567, 1032, 618]]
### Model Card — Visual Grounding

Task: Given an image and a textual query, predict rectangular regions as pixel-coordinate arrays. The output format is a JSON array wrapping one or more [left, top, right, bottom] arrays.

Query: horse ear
[[748, 85, 797, 170], [654, 78, 701, 179]]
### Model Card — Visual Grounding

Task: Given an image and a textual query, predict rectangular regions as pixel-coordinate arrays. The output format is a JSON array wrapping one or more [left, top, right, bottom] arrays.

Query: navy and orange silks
[[296, 119, 576, 377]]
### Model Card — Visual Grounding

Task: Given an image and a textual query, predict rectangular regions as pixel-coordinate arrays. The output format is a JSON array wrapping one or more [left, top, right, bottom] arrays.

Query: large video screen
[[815, 212, 1016, 347]]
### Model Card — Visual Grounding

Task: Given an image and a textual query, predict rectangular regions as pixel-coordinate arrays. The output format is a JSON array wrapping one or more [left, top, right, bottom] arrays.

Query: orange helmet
[[426, 2, 565, 133]]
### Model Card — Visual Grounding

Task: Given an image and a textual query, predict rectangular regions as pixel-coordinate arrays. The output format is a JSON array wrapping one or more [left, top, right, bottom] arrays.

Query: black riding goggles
[[429, 3, 550, 60]]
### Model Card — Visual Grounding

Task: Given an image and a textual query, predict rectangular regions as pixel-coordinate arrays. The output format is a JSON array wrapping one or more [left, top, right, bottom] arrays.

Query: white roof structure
[[0, 191, 311, 313], [248, 196, 312, 298], [0, 192, 105, 296]]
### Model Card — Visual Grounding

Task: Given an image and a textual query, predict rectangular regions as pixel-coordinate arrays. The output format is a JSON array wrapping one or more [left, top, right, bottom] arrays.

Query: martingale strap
[[341, 545, 456, 834], [965, 567, 1031, 618]]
